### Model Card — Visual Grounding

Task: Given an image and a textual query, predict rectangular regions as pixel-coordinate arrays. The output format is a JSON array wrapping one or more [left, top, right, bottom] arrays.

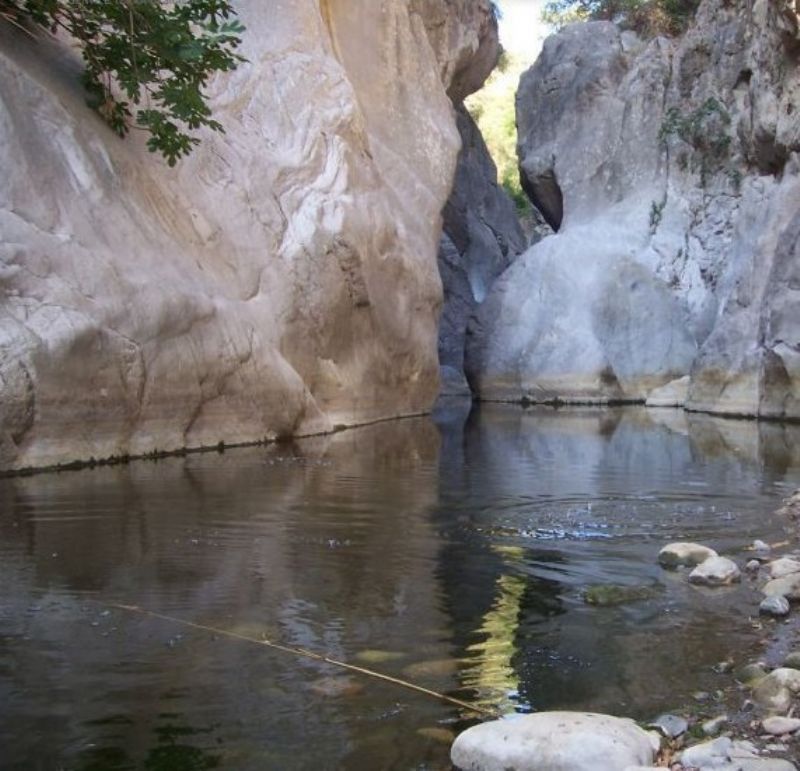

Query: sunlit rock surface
[[0, 0, 498, 470], [467, 0, 800, 416]]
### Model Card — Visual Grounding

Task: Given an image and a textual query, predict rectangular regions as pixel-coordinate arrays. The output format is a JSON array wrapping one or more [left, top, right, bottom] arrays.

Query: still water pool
[[1, 404, 799, 770]]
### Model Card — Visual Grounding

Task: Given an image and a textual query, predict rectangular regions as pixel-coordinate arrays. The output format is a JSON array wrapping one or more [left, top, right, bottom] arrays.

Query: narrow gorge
[[2, 0, 798, 474]]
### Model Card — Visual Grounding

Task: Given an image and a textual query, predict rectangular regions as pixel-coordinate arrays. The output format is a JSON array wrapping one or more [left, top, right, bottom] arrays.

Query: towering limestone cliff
[[0, 0, 498, 470], [467, 0, 800, 419]]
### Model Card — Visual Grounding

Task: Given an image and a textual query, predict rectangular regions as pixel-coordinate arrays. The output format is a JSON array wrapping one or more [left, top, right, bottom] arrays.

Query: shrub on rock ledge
[[542, 0, 700, 36]]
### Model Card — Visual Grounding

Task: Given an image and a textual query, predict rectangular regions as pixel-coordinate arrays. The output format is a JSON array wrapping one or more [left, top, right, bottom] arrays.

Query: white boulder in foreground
[[450, 712, 659, 771], [688, 556, 741, 586], [762, 716, 800, 735], [658, 542, 718, 568]]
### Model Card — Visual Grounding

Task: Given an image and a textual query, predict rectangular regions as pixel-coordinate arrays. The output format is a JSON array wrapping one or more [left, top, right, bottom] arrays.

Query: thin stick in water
[[109, 603, 497, 718]]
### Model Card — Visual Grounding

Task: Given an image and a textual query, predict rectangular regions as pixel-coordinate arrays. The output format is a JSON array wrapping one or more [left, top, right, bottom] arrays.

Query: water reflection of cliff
[[433, 402, 800, 718], [2, 404, 800, 769], [0, 420, 451, 771]]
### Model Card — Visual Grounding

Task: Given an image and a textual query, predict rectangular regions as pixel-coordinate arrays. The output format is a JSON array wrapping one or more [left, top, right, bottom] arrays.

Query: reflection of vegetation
[[465, 53, 533, 219], [460, 545, 569, 713], [463, 570, 527, 712], [144, 743, 219, 771], [77, 746, 136, 771], [145, 718, 219, 771], [77, 715, 220, 771]]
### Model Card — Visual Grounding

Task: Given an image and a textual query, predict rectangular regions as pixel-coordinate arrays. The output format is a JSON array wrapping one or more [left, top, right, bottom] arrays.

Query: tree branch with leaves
[[1, 0, 245, 165]]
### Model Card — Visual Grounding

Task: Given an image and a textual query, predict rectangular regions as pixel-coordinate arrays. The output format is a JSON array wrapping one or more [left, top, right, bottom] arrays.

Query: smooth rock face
[[0, 0, 498, 470], [466, 0, 800, 414], [688, 556, 741, 586], [437, 105, 526, 385], [658, 542, 718, 568], [450, 712, 659, 771]]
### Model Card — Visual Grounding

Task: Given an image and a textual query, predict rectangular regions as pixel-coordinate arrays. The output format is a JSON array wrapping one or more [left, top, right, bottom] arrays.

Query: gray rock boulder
[[760, 595, 791, 617], [658, 542, 718, 568], [762, 717, 800, 736], [777, 491, 800, 519], [767, 558, 800, 579], [648, 713, 687, 738], [763, 574, 800, 601], [450, 712, 660, 771], [737, 663, 770, 685], [679, 737, 797, 770], [752, 668, 800, 712], [688, 556, 741, 586]]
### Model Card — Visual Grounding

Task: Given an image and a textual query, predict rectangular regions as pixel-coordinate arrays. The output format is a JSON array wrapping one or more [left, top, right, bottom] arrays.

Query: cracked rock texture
[[0, 0, 498, 470], [467, 0, 800, 415]]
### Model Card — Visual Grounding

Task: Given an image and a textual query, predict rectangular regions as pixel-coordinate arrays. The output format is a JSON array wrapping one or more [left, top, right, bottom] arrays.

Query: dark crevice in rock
[[436, 103, 528, 395], [520, 164, 563, 232]]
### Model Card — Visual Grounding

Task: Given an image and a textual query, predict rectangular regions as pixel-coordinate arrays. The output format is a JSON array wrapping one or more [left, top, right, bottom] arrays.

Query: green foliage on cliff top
[[542, 0, 699, 36], [465, 52, 531, 218], [1, 0, 244, 165]]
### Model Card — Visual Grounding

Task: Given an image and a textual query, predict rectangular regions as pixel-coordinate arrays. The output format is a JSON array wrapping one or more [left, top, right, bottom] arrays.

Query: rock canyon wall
[[0, 0, 498, 470], [467, 0, 800, 419], [437, 104, 528, 396]]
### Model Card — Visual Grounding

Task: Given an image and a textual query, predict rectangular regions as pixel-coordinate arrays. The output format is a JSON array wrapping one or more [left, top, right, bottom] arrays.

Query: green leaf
[[4, 0, 246, 163]]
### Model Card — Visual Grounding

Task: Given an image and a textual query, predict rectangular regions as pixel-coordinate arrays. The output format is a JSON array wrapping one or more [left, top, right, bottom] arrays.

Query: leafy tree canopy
[[1, 0, 245, 165], [542, 0, 699, 36], [466, 52, 533, 221]]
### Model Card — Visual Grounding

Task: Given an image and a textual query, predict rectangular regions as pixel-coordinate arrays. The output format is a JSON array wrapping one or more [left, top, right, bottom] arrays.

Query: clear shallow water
[[1, 404, 800, 770]]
